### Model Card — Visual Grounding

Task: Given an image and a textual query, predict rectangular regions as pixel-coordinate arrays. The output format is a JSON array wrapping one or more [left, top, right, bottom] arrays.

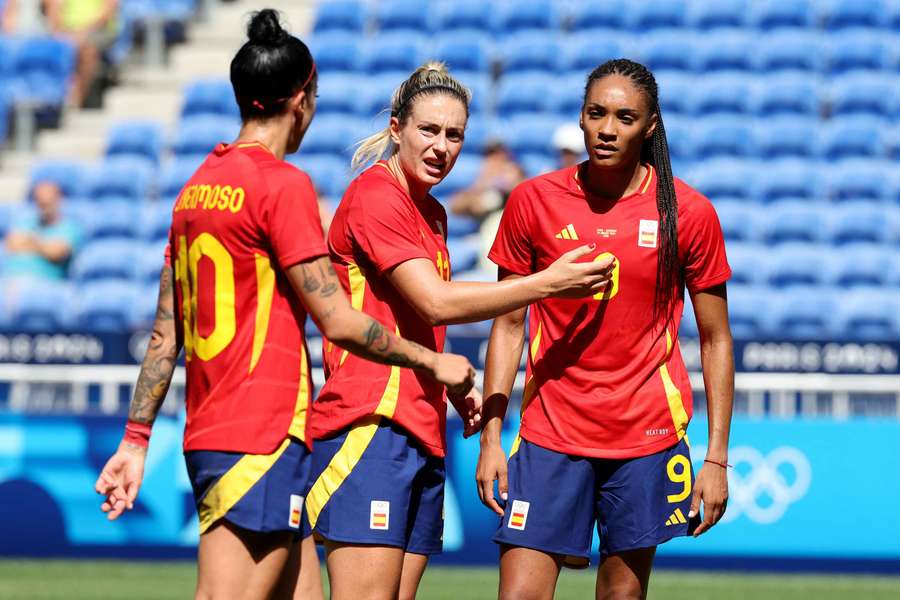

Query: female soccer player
[[93, 12, 474, 600], [304, 62, 616, 600], [476, 59, 734, 600]]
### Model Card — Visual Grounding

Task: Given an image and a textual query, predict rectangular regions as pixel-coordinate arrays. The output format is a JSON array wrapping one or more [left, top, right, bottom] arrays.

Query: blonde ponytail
[[351, 61, 471, 170]]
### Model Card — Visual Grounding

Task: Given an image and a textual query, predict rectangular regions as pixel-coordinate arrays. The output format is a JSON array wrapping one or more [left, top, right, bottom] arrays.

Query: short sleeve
[[488, 184, 534, 276], [679, 189, 731, 293], [351, 187, 431, 274], [262, 169, 328, 269]]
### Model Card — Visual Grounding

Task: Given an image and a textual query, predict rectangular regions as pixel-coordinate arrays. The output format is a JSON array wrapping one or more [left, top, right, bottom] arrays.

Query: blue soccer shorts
[[305, 417, 445, 555], [185, 436, 312, 537], [493, 437, 696, 563]]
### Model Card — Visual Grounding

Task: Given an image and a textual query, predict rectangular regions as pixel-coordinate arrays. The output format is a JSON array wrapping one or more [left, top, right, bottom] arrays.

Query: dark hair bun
[[247, 9, 289, 47]]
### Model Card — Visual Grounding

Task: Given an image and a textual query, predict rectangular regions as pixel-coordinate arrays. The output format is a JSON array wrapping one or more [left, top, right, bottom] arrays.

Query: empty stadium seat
[[105, 121, 163, 164], [569, 0, 628, 31], [85, 158, 155, 202], [766, 243, 824, 287], [71, 238, 139, 281], [171, 116, 239, 157], [755, 75, 821, 116], [762, 200, 827, 244], [130, 283, 161, 328], [158, 160, 198, 201], [757, 160, 820, 201], [494, 0, 559, 34], [500, 32, 560, 74], [290, 154, 350, 199], [180, 79, 238, 119], [829, 73, 895, 117], [313, 0, 366, 34], [694, 118, 755, 159], [560, 33, 626, 76], [725, 242, 765, 285], [834, 289, 900, 341], [827, 30, 891, 73], [496, 74, 556, 116], [628, 0, 687, 30], [694, 74, 754, 115], [771, 286, 838, 339], [6, 278, 76, 331], [299, 115, 360, 157], [690, 0, 749, 29], [680, 297, 698, 337], [375, 0, 434, 33], [447, 237, 480, 273], [433, 154, 483, 198], [139, 202, 173, 241], [713, 200, 762, 242], [438, 0, 492, 32], [28, 161, 87, 199], [826, 243, 893, 287], [434, 34, 492, 74], [688, 161, 759, 202], [82, 201, 142, 239], [756, 117, 819, 158], [756, 31, 822, 72], [461, 115, 491, 154], [309, 33, 361, 73], [696, 32, 754, 72], [828, 201, 889, 243], [820, 116, 885, 160], [823, 0, 885, 30], [134, 241, 168, 283], [727, 285, 772, 338], [752, 0, 815, 29], [825, 160, 888, 201], [500, 114, 562, 157], [315, 73, 360, 115], [656, 73, 695, 115], [638, 29, 696, 72], [660, 117, 694, 161], [11, 36, 76, 104], [361, 34, 427, 73], [76, 279, 139, 332]]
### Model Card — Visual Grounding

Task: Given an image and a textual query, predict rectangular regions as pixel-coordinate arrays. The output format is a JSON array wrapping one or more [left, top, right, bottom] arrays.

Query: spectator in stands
[[3, 180, 81, 280], [553, 122, 585, 168], [449, 139, 524, 220], [44, 0, 119, 107]]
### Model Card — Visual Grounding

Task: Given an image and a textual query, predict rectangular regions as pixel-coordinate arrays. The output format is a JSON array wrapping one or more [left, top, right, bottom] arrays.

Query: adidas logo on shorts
[[508, 500, 530, 531]]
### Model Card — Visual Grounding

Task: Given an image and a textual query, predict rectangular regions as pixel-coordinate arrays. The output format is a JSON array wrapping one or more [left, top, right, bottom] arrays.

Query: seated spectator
[[450, 140, 524, 220], [44, 0, 119, 107], [4, 181, 81, 280], [553, 122, 585, 168]]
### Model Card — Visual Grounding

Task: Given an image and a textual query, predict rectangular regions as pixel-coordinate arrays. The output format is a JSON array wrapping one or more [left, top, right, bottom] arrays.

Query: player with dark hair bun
[[93, 10, 475, 599], [477, 59, 735, 600]]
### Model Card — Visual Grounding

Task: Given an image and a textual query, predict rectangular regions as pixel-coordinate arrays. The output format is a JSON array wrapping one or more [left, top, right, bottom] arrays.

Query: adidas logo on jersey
[[665, 507, 688, 526], [508, 500, 530, 530], [554, 224, 579, 240]]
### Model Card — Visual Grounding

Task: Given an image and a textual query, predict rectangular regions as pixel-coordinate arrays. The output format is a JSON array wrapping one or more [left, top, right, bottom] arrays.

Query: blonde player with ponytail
[[302, 62, 616, 599]]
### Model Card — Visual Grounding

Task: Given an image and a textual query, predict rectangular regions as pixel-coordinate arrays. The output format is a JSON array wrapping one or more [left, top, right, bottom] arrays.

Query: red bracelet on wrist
[[123, 420, 152, 449], [704, 458, 732, 469]]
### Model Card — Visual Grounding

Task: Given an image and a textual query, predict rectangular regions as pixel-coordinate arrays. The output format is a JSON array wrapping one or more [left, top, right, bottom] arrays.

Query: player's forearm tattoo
[[152, 268, 175, 328], [363, 319, 386, 349]]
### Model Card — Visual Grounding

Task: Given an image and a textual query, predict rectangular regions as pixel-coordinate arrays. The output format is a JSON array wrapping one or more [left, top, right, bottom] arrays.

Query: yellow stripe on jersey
[[305, 416, 382, 528], [510, 321, 543, 457], [339, 262, 367, 367], [197, 437, 292, 534], [249, 254, 275, 374], [659, 330, 689, 440], [287, 343, 310, 441]]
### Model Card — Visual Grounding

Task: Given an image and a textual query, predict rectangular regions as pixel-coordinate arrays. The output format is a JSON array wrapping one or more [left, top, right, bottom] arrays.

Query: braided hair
[[584, 59, 679, 327]]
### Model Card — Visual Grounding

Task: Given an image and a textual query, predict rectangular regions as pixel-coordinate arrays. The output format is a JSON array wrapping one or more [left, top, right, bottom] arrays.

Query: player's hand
[[94, 442, 147, 521], [689, 461, 729, 536], [433, 353, 476, 398], [476, 441, 508, 516], [544, 244, 616, 299], [449, 387, 483, 438]]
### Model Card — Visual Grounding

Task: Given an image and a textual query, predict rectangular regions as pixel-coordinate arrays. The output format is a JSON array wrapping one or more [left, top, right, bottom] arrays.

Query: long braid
[[585, 59, 680, 327]]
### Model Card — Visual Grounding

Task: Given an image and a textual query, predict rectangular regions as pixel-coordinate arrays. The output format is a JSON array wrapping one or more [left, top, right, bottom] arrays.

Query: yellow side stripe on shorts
[[197, 437, 292, 534], [305, 416, 382, 529]]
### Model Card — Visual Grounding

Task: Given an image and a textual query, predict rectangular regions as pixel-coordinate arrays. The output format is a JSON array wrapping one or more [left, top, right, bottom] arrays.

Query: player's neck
[[235, 122, 288, 160], [387, 155, 430, 202], [579, 161, 647, 200]]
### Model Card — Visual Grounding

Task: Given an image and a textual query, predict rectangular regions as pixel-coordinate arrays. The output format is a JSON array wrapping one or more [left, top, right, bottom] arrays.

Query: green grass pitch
[[1, 561, 898, 599]]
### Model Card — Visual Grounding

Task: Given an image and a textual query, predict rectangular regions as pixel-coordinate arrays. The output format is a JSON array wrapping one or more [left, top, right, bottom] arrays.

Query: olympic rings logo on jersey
[[693, 445, 812, 525]]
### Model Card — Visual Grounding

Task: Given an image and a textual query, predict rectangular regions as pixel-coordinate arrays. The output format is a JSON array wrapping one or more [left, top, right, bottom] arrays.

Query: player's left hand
[[689, 461, 729, 536], [94, 442, 147, 521], [449, 387, 483, 438]]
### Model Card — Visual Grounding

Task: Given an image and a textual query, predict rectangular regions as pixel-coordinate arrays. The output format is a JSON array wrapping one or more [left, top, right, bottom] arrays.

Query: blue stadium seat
[[433, 154, 483, 199], [559, 33, 625, 76], [825, 160, 888, 201], [551, 73, 589, 117], [315, 74, 359, 115], [756, 31, 822, 72], [500, 32, 560, 74], [130, 283, 161, 329], [829, 74, 895, 117], [76, 279, 139, 332], [83, 201, 141, 239], [771, 286, 838, 339], [434, 34, 492, 74], [638, 29, 696, 72], [569, 0, 628, 31], [687, 161, 759, 202], [180, 79, 238, 119], [309, 33, 361, 73], [725, 242, 765, 286], [712, 200, 762, 242], [500, 114, 562, 158], [313, 0, 365, 34], [7, 278, 76, 331], [680, 296, 698, 337], [757, 160, 820, 201], [886, 124, 900, 159], [158, 160, 197, 201], [766, 242, 828, 288], [447, 237, 480, 273], [834, 290, 900, 341], [105, 121, 163, 164], [376, 0, 434, 33], [134, 241, 168, 283], [820, 116, 885, 160], [755, 117, 818, 158], [71, 238, 139, 281], [494, 0, 559, 34], [690, 0, 749, 29], [290, 154, 350, 199], [461, 115, 491, 154], [361, 34, 426, 73], [727, 285, 772, 339], [496, 74, 556, 116], [660, 117, 694, 161], [28, 161, 87, 199], [827, 30, 891, 73], [520, 154, 555, 177], [693, 74, 753, 115], [139, 202, 173, 241], [828, 201, 889, 243], [694, 118, 754, 159], [628, 0, 688, 30], [300, 115, 360, 158], [171, 116, 239, 157], [763, 201, 827, 244], [459, 74, 491, 115], [696, 32, 754, 72], [823, 0, 886, 30], [360, 74, 401, 117], [752, 0, 815, 29], [11, 36, 76, 104], [826, 243, 893, 287], [656, 73, 695, 115], [86, 158, 155, 202], [755, 75, 821, 116], [438, 0, 492, 32]]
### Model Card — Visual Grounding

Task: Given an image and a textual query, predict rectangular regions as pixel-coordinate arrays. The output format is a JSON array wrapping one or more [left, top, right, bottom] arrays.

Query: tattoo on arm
[[301, 263, 321, 293], [317, 260, 339, 298]]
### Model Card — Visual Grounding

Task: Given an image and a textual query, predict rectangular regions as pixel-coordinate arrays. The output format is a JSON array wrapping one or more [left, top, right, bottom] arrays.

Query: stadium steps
[[0, 0, 315, 203]]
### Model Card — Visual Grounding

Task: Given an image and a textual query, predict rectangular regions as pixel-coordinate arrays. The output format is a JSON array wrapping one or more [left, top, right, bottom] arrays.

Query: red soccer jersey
[[168, 142, 328, 454], [489, 164, 731, 459], [310, 162, 452, 457]]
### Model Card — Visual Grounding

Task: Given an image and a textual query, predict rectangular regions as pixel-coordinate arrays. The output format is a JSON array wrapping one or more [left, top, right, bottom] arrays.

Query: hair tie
[[252, 100, 265, 110]]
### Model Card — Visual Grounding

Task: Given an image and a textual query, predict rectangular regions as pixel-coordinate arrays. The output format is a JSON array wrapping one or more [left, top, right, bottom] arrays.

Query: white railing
[[1, 364, 899, 419]]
